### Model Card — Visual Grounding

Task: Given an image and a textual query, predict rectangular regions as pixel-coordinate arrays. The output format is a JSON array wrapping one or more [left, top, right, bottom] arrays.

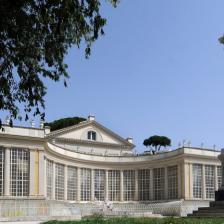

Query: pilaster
[[202, 164, 206, 199], [64, 165, 68, 201], [29, 150, 36, 196], [189, 163, 193, 199], [150, 169, 154, 200], [164, 167, 168, 200], [134, 170, 138, 201], [105, 170, 108, 201], [177, 163, 182, 199], [4, 148, 10, 196], [77, 167, 81, 201], [39, 151, 45, 197], [91, 169, 95, 201], [215, 166, 218, 191], [52, 162, 55, 200], [120, 170, 124, 201]]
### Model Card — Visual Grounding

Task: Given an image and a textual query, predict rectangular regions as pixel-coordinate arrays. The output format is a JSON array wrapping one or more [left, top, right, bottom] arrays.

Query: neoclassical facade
[[0, 115, 221, 204]]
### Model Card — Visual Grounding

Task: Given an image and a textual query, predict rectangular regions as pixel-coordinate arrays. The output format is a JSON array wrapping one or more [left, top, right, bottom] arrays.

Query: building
[[0, 115, 222, 218]]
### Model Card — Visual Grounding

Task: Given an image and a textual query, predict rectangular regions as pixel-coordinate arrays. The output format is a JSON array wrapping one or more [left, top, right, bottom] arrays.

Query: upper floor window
[[87, 131, 96, 141]]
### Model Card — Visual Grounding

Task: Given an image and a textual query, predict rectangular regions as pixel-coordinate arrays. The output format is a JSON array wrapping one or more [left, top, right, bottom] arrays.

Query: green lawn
[[44, 216, 224, 224]]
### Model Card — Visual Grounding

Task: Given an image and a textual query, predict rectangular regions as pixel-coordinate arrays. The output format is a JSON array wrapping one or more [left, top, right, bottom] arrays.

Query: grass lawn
[[44, 216, 224, 224]]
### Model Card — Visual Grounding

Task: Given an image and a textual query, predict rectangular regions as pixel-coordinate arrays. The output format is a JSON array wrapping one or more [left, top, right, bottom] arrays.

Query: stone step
[[193, 209, 224, 214], [189, 213, 224, 217], [210, 201, 224, 206]]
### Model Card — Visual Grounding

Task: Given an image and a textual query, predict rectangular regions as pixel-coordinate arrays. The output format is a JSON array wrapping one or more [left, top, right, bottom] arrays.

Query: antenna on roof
[[213, 144, 216, 150], [178, 142, 181, 148], [200, 143, 204, 149]]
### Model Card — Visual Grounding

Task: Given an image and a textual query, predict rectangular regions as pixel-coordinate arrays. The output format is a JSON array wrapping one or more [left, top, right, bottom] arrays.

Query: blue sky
[[7, 1, 224, 152]]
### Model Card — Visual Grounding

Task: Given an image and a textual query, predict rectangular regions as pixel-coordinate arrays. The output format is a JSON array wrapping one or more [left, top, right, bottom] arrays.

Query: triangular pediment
[[46, 120, 134, 148]]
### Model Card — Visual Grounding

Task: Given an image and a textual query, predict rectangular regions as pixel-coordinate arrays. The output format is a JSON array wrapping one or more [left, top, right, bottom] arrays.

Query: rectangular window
[[205, 165, 215, 199], [168, 166, 178, 199], [67, 166, 77, 201], [0, 148, 4, 196], [10, 148, 29, 196], [217, 166, 222, 189], [123, 170, 135, 201], [153, 168, 165, 200], [46, 160, 53, 199], [108, 170, 120, 201], [81, 168, 91, 201], [138, 169, 150, 201], [94, 169, 105, 201], [55, 163, 64, 200], [193, 164, 202, 198]]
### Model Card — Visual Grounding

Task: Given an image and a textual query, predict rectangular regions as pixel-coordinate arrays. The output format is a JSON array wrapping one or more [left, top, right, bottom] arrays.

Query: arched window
[[87, 131, 96, 141]]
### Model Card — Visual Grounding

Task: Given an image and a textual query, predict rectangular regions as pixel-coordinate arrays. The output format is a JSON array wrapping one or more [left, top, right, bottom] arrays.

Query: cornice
[[52, 137, 132, 149], [0, 133, 45, 143]]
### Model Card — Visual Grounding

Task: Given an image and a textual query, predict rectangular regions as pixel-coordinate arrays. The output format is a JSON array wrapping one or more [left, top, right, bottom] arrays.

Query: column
[[52, 162, 55, 200], [134, 170, 138, 201], [120, 170, 124, 201], [164, 167, 168, 200], [214, 166, 218, 191], [202, 164, 206, 199], [77, 167, 81, 201], [105, 170, 108, 201], [91, 169, 95, 201], [39, 151, 45, 197], [64, 165, 68, 201], [177, 163, 182, 199], [4, 148, 10, 196], [150, 169, 154, 201]]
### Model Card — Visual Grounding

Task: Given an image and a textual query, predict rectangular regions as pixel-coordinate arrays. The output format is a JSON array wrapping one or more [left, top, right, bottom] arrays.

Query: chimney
[[44, 126, 51, 135], [127, 137, 133, 144], [88, 115, 95, 121]]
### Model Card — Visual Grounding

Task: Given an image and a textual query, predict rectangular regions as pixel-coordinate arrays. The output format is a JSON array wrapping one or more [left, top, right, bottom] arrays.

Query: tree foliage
[[0, 0, 118, 126], [143, 135, 171, 153], [44, 116, 86, 131]]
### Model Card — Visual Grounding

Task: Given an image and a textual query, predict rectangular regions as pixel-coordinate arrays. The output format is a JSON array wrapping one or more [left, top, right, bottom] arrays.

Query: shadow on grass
[[44, 216, 224, 224]]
